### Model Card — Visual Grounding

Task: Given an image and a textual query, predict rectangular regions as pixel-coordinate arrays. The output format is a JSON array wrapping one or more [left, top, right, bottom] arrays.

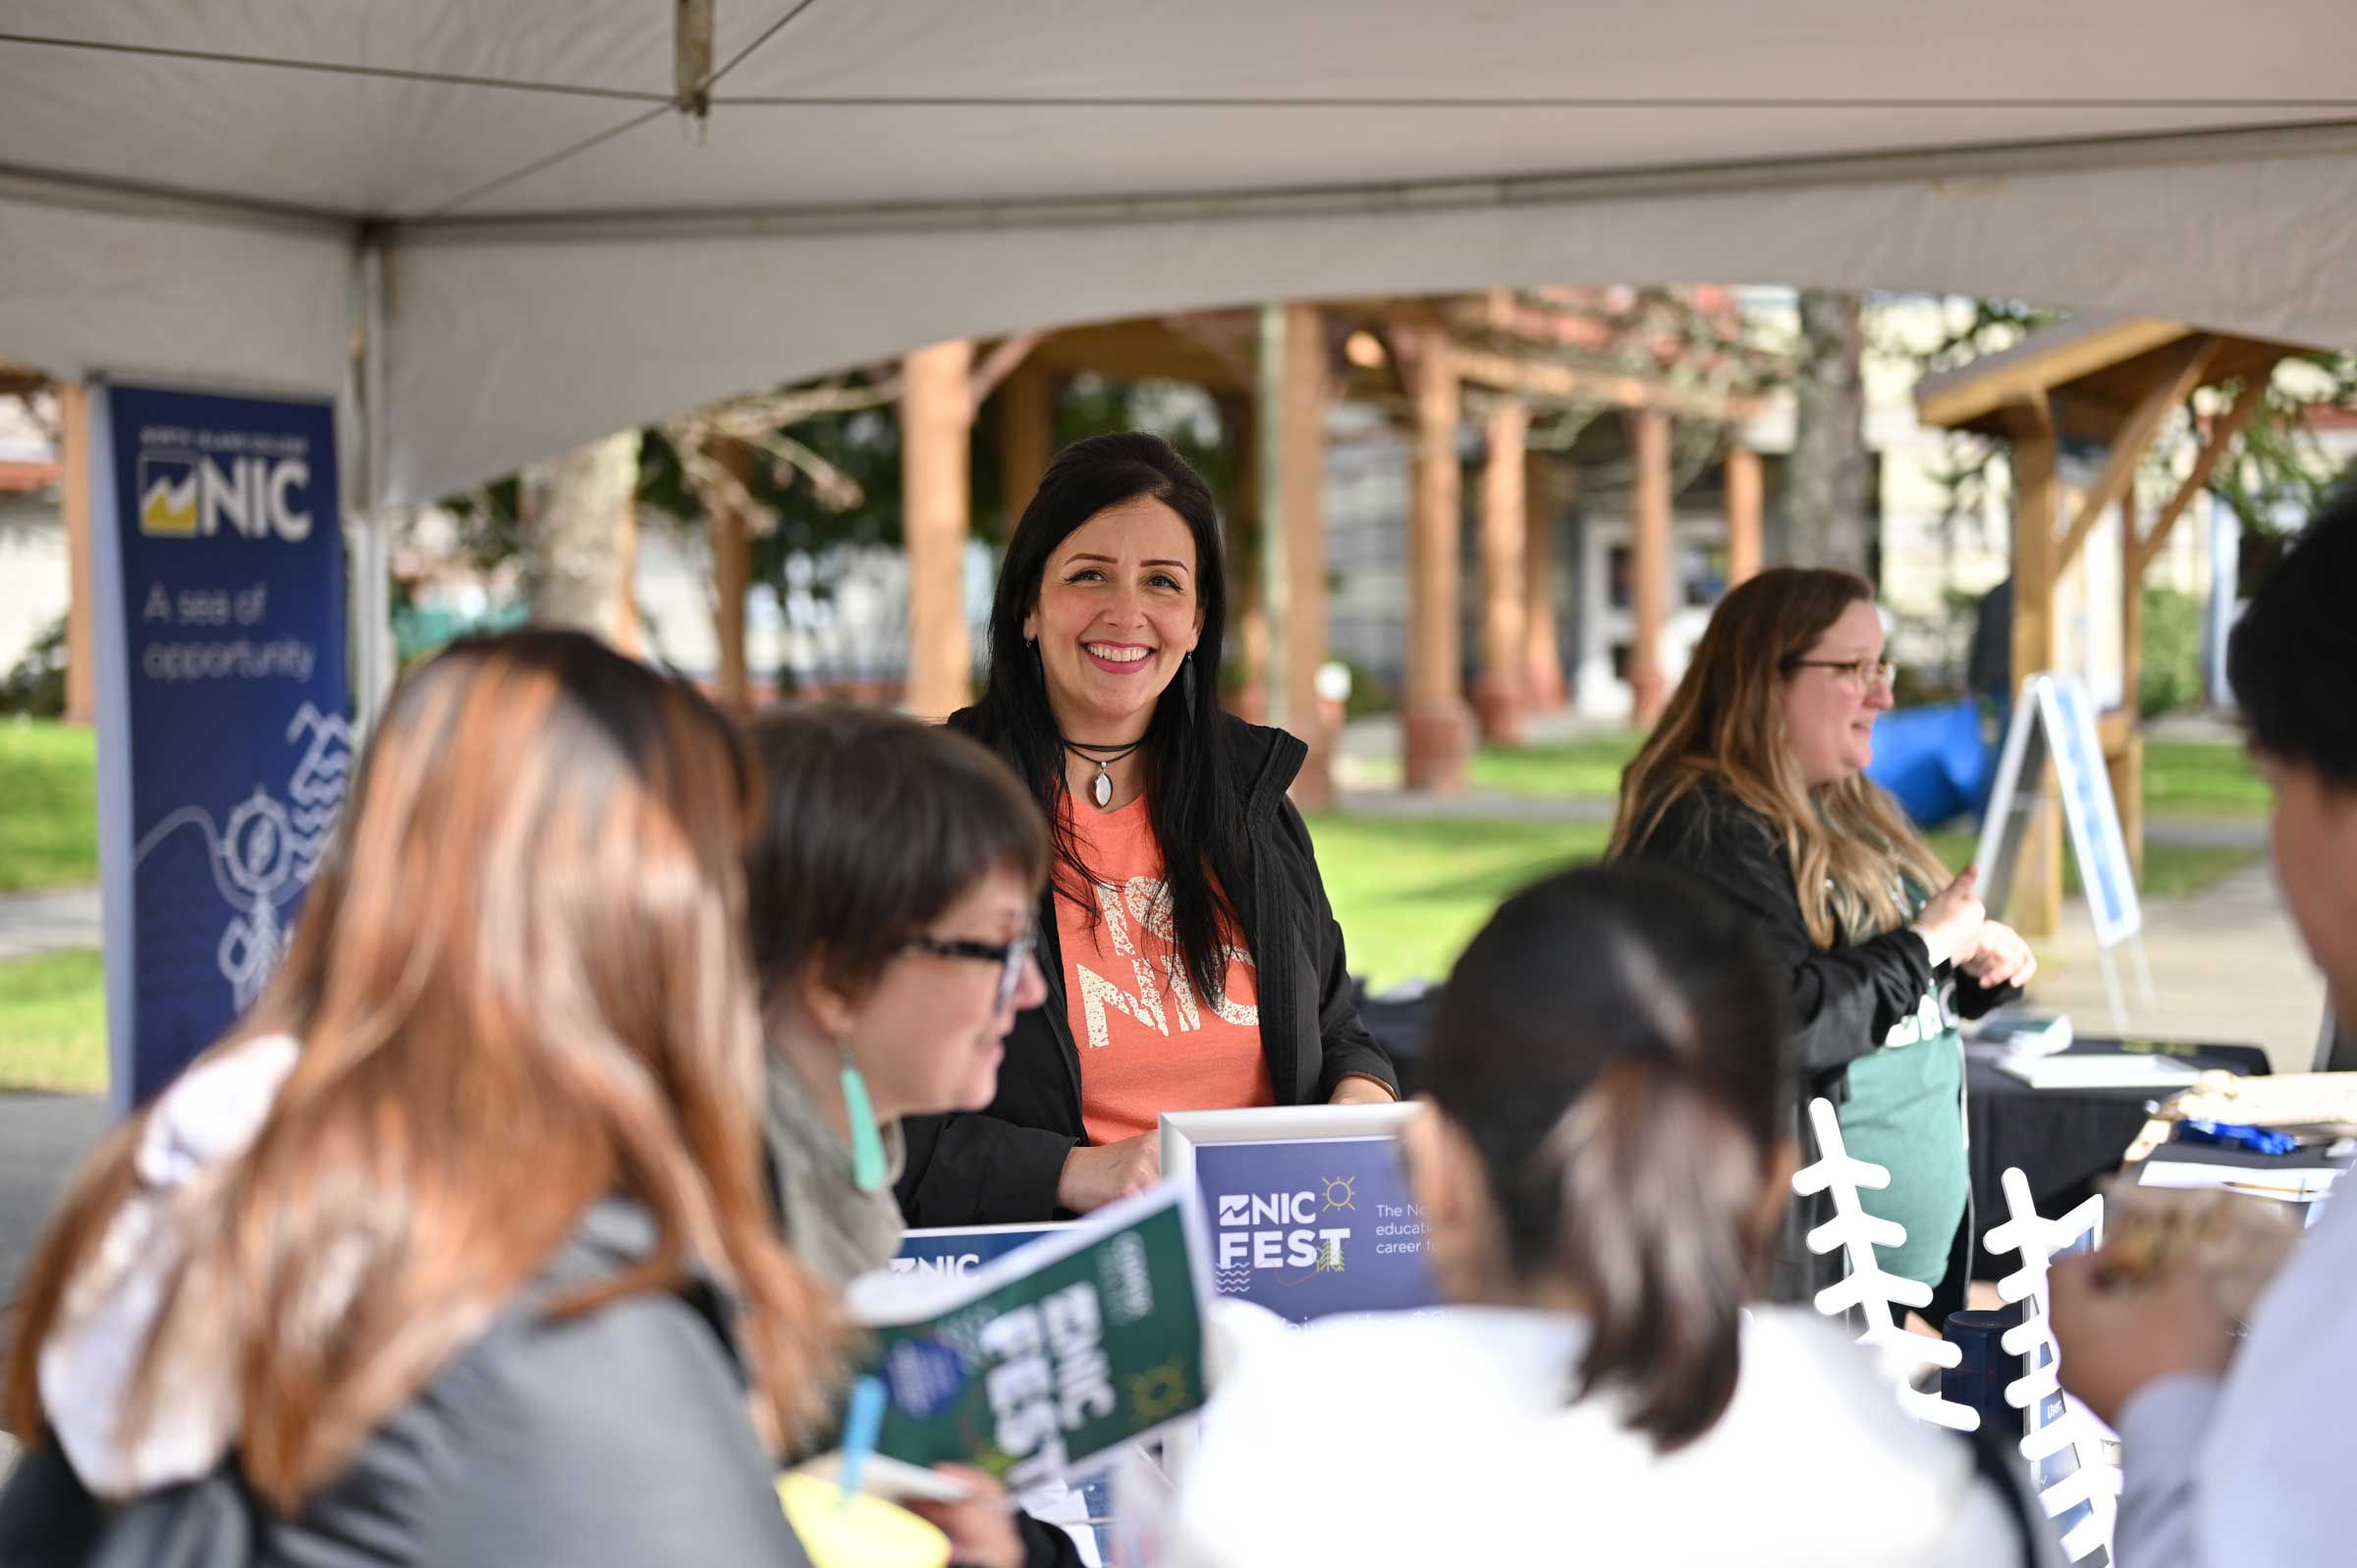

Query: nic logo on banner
[[1191, 1135, 1438, 1324], [90, 382, 351, 1111], [890, 1223, 1063, 1282]]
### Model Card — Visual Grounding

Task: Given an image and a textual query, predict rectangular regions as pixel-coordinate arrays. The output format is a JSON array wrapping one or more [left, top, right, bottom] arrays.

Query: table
[[1361, 988, 2271, 1279], [1966, 1037, 2270, 1277]]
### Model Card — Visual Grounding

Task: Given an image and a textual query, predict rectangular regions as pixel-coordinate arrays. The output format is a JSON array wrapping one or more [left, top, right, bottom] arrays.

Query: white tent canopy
[[6, 0, 2357, 512]]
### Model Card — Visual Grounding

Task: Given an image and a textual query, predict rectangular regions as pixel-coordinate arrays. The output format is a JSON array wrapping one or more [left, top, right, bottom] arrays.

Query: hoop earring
[[1027, 637, 1043, 683], [1180, 652, 1196, 711]]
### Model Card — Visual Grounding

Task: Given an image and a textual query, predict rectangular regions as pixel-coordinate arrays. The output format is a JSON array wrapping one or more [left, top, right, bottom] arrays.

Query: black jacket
[[900, 711, 1398, 1226], [0, 1201, 814, 1568], [1623, 785, 2016, 1302]]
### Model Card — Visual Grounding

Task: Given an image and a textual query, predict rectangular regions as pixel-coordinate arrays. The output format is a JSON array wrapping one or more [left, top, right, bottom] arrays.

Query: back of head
[[7, 628, 835, 1505], [1611, 566, 1944, 945], [1422, 863, 1788, 1451], [2229, 487, 2357, 789], [743, 703, 1049, 1000]]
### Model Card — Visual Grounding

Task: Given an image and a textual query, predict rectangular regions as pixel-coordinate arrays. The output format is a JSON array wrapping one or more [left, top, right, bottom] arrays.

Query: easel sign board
[[1974, 674, 2144, 948], [1161, 1104, 1440, 1325]]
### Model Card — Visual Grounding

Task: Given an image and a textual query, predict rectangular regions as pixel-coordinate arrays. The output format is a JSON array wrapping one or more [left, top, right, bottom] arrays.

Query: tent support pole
[[352, 237, 397, 736]]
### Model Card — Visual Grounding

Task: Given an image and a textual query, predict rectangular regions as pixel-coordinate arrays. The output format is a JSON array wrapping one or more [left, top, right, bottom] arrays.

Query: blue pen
[[837, 1375, 889, 1506], [2177, 1119, 2299, 1158]]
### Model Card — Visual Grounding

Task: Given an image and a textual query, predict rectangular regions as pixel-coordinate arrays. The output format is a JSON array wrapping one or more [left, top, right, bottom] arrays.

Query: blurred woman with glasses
[[1610, 568, 2035, 1322], [743, 704, 1086, 1568]]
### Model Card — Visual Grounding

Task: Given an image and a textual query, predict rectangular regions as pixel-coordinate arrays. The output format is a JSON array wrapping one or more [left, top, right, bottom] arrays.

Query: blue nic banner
[[89, 382, 352, 1111], [1191, 1134, 1439, 1323]]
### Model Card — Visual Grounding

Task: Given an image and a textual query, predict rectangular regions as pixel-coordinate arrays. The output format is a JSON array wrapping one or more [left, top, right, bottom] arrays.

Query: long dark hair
[[971, 430, 1247, 1003], [1422, 863, 1788, 1452]]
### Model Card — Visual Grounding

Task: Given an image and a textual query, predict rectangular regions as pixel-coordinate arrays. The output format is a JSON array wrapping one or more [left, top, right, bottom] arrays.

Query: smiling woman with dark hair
[[899, 431, 1397, 1227]]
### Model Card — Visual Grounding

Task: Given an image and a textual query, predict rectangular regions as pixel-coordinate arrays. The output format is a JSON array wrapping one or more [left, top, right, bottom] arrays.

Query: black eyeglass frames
[[904, 926, 1038, 1010]]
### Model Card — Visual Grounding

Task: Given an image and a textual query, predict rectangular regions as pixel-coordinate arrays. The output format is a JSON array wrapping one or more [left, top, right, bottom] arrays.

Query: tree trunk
[[522, 430, 639, 637], [1786, 290, 1874, 573]]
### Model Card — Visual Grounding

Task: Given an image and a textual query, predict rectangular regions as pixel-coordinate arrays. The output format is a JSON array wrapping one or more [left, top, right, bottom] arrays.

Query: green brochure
[[843, 1178, 1213, 1491]]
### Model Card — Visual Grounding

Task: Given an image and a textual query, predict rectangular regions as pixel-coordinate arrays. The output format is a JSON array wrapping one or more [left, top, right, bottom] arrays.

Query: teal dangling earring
[[839, 1052, 889, 1194]]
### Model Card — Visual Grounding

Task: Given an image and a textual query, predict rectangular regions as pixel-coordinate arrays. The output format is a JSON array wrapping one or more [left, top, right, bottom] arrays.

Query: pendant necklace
[[1061, 736, 1147, 810]]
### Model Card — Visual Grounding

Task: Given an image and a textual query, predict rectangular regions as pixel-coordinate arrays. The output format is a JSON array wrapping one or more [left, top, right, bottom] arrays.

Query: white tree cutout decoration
[[1984, 1166, 2117, 1563], [1790, 1097, 1981, 1433]]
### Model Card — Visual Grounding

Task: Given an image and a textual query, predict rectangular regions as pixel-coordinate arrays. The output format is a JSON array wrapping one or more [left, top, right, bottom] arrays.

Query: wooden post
[[1403, 332, 1471, 792], [705, 438, 753, 715], [1725, 442, 1763, 589], [1627, 408, 1672, 727], [2007, 401, 2065, 939], [1276, 303, 1334, 809], [2114, 493, 2146, 883], [59, 383, 96, 726], [903, 339, 975, 722], [998, 357, 1052, 533], [1473, 401, 1529, 745], [1522, 454, 1566, 711]]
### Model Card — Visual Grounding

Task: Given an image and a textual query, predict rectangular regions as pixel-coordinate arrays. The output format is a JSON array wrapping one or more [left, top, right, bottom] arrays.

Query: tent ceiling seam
[[699, 0, 828, 94], [407, 105, 675, 222], [0, 29, 665, 101], [403, 0, 823, 222], [706, 92, 2357, 110], [0, 159, 357, 235], [390, 114, 2357, 244]]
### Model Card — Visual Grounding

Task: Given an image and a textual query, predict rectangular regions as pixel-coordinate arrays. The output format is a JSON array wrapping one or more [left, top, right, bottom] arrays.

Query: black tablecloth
[[1358, 988, 2270, 1280], [1965, 1038, 2269, 1276]]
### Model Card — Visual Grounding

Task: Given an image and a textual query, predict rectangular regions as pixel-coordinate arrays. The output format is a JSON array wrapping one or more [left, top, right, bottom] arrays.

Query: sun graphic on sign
[[1319, 1174, 1356, 1213], [1129, 1362, 1193, 1422]]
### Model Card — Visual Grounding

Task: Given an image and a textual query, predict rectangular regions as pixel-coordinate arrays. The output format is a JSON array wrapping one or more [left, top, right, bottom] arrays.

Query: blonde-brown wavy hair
[[1608, 568, 1946, 948], [4, 630, 840, 1508]]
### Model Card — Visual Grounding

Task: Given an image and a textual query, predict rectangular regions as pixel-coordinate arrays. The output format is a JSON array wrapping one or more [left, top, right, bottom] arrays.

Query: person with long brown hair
[[1610, 568, 2034, 1318], [1172, 866, 2050, 1567], [0, 630, 835, 1567]]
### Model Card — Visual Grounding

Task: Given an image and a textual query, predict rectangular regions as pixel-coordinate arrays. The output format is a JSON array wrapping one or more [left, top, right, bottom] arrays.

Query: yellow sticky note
[[775, 1472, 952, 1568]]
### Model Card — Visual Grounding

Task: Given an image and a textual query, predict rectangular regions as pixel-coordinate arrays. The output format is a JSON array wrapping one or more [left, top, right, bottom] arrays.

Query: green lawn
[[1923, 830, 2253, 902], [1307, 813, 1613, 990], [0, 719, 99, 892], [1463, 732, 1648, 798], [0, 948, 108, 1093], [2142, 739, 2270, 818]]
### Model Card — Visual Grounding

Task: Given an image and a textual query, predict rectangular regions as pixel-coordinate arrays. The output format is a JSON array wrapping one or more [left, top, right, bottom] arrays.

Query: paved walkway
[[0, 1091, 109, 1315], [2028, 857, 2326, 1075], [0, 883, 101, 959]]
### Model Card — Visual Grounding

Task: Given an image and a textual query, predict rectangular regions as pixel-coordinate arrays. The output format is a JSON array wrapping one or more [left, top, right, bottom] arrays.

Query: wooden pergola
[[892, 293, 1764, 807], [1916, 318, 2300, 935]]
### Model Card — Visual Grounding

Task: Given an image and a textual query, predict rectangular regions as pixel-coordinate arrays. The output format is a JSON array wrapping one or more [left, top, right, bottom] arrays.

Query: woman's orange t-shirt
[[1055, 794, 1273, 1145]]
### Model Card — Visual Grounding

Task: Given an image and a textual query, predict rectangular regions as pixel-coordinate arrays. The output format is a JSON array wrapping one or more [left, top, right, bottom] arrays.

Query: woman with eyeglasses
[[902, 431, 1398, 1227], [1609, 568, 2035, 1321], [743, 704, 1079, 1568]]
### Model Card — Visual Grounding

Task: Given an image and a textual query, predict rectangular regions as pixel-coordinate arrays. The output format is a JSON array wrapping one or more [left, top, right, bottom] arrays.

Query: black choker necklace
[[1060, 736, 1146, 809]]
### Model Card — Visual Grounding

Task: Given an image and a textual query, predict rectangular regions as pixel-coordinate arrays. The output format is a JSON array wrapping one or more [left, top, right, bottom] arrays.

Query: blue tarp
[[1865, 700, 1996, 829]]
